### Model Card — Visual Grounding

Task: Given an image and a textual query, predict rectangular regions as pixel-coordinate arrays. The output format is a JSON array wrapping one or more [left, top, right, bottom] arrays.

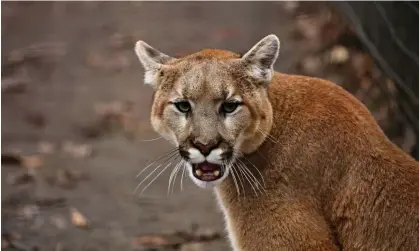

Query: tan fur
[[135, 37, 419, 251]]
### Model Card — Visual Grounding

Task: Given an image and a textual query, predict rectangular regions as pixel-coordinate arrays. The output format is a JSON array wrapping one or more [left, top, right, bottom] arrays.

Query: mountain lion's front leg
[[224, 201, 340, 251]]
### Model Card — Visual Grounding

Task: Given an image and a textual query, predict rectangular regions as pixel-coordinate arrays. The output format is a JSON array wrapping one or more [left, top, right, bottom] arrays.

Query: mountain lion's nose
[[192, 140, 219, 156]]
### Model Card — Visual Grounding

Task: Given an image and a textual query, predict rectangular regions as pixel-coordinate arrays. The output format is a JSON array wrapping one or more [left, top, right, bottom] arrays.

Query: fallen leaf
[[175, 51, 190, 58], [75, 122, 104, 139], [180, 242, 204, 251], [282, 1, 299, 13], [7, 49, 26, 65], [325, 74, 344, 86], [25, 111, 46, 128], [354, 78, 373, 101], [50, 215, 67, 230], [1, 76, 29, 94], [55, 243, 65, 251], [212, 27, 241, 43], [7, 41, 67, 65], [133, 235, 170, 246], [299, 56, 323, 75], [94, 101, 123, 117], [85, 51, 103, 68], [2, 151, 22, 165], [22, 155, 44, 169], [193, 227, 220, 241], [67, 169, 90, 181], [37, 141, 55, 154], [71, 208, 89, 229], [1, 231, 22, 249], [295, 15, 321, 40], [19, 205, 39, 220], [1, 239, 9, 249], [108, 33, 134, 50], [36, 197, 67, 208], [56, 169, 77, 189], [329, 45, 350, 64], [72, 144, 93, 158], [351, 52, 373, 78], [62, 141, 92, 158], [85, 51, 131, 71], [6, 172, 34, 185], [385, 78, 397, 95], [131, 233, 187, 249]]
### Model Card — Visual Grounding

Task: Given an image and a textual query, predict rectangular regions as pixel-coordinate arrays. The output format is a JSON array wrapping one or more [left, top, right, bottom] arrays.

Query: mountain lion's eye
[[174, 101, 191, 113], [221, 102, 240, 114]]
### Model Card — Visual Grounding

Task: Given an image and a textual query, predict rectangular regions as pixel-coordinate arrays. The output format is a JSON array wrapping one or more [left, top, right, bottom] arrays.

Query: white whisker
[[140, 136, 163, 142], [226, 161, 240, 196], [257, 129, 278, 144], [234, 163, 246, 198], [133, 163, 163, 194], [136, 149, 178, 178], [235, 163, 259, 196], [171, 161, 183, 194], [237, 159, 266, 194], [168, 161, 183, 196], [180, 162, 186, 191], [140, 162, 172, 195], [240, 155, 266, 187]]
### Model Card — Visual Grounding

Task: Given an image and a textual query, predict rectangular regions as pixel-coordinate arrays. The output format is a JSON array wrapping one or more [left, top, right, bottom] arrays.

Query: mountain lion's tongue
[[194, 162, 222, 181], [197, 162, 220, 172]]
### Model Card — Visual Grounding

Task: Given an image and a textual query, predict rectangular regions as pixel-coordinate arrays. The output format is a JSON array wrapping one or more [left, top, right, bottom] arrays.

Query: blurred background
[[2, 2, 419, 251]]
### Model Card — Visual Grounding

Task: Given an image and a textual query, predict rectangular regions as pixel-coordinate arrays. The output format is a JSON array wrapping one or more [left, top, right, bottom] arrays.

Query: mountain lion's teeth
[[213, 170, 220, 176], [196, 169, 203, 177]]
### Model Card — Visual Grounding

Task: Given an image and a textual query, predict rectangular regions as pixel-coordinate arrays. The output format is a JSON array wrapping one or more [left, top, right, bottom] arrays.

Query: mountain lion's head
[[135, 35, 280, 189]]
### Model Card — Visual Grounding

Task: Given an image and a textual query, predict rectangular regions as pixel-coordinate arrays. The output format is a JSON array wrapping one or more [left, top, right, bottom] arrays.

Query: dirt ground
[[1, 2, 414, 251]]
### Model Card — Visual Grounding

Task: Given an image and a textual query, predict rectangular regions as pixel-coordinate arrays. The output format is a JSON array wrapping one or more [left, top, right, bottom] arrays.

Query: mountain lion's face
[[135, 35, 279, 189]]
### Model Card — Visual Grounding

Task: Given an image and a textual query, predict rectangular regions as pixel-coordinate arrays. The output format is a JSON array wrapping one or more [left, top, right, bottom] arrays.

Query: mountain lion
[[134, 35, 419, 251]]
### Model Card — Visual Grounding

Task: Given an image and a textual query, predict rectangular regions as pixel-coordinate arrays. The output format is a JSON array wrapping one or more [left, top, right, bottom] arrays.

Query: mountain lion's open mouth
[[192, 162, 224, 181]]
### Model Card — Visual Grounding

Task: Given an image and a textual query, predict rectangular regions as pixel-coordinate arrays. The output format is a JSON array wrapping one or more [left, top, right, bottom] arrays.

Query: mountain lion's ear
[[241, 34, 280, 85], [134, 41, 174, 86]]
